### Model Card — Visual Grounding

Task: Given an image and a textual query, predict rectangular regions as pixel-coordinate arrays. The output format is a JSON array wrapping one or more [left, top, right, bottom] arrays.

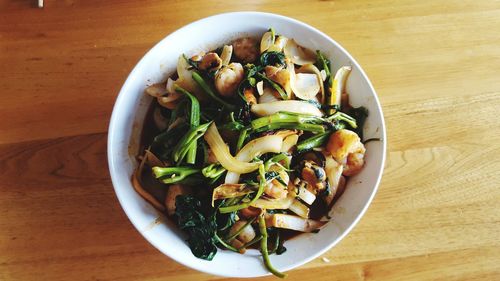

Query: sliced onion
[[250, 196, 293, 209], [145, 83, 167, 97], [158, 79, 182, 109], [265, 213, 326, 232], [258, 87, 280, 103], [157, 96, 179, 110], [256, 80, 264, 96], [295, 64, 325, 103], [204, 123, 261, 174], [238, 135, 283, 160], [260, 29, 275, 53], [225, 135, 284, 184], [281, 134, 298, 153], [288, 199, 310, 218], [220, 45, 233, 66], [251, 100, 323, 117], [175, 55, 203, 100], [274, 129, 298, 138], [325, 155, 344, 206], [292, 73, 320, 101], [166, 77, 176, 94], [284, 39, 316, 65], [330, 66, 352, 109], [212, 183, 254, 206], [132, 152, 165, 211], [267, 35, 288, 52], [294, 183, 316, 205]]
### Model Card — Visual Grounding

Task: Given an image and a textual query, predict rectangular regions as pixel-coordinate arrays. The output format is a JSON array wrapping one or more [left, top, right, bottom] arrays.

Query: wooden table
[[1, 1, 499, 280]]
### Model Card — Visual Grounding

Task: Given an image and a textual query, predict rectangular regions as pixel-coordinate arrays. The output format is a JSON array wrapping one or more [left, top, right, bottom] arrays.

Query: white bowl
[[108, 12, 386, 278]]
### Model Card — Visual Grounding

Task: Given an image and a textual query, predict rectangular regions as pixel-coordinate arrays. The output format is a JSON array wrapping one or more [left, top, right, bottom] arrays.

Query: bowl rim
[[108, 11, 386, 277]]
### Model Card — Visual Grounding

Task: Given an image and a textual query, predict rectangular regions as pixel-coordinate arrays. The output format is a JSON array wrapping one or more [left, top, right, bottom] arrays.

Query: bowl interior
[[108, 12, 386, 278]]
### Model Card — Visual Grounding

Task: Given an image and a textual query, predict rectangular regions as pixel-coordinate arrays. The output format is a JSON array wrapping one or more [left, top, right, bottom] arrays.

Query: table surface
[[1, 0, 499, 280]]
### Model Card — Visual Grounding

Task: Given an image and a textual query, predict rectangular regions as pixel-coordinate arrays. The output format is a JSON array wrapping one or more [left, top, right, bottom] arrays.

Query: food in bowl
[[132, 28, 370, 277]]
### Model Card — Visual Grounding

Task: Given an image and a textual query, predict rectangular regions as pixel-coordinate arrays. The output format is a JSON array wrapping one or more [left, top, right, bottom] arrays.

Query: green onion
[[296, 131, 332, 152], [264, 153, 290, 170], [250, 111, 327, 133], [214, 233, 240, 253], [254, 122, 325, 134], [192, 71, 236, 110], [152, 166, 201, 184], [258, 215, 287, 278], [202, 163, 226, 179], [172, 122, 212, 164], [238, 235, 263, 250], [327, 111, 357, 128], [236, 128, 248, 153], [174, 85, 201, 164], [225, 217, 257, 242]]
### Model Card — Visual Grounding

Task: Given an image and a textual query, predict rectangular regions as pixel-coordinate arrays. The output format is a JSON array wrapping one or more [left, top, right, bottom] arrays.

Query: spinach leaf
[[219, 112, 245, 131], [175, 195, 218, 261], [349, 106, 369, 140], [260, 51, 286, 68]]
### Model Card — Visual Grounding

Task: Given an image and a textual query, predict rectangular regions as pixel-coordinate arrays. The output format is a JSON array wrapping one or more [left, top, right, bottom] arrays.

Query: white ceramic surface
[[108, 12, 386, 278]]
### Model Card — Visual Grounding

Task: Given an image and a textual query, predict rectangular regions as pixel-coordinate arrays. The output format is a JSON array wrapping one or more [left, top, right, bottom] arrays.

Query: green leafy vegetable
[[152, 166, 200, 184], [260, 51, 286, 68], [349, 106, 369, 140], [172, 122, 212, 164], [327, 111, 357, 129], [174, 85, 201, 164], [202, 163, 226, 179], [250, 111, 327, 133], [296, 131, 332, 152], [315, 50, 331, 82], [258, 214, 287, 278], [175, 195, 218, 260], [219, 112, 245, 131], [192, 71, 236, 110]]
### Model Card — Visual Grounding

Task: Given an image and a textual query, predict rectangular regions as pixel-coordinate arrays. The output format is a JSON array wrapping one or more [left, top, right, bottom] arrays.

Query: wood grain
[[1, 0, 499, 280]]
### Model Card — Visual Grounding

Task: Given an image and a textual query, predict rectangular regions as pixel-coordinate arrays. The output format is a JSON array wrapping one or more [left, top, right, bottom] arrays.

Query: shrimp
[[215, 63, 244, 97], [264, 164, 289, 199], [232, 37, 259, 63], [343, 152, 365, 176], [326, 129, 366, 177]]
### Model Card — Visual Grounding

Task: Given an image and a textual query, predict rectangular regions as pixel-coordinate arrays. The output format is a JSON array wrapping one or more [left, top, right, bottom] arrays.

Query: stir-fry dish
[[133, 28, 368, 278]]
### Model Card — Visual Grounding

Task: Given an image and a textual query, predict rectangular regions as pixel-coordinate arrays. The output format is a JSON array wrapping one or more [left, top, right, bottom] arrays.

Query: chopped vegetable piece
[[204, 123, 261, 174], [265, 213, 326, 232], [251, 101, 323, 117], [328, 66, 351, 114], [152, 166, 201, 184], [259, 214, 287, 278]]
